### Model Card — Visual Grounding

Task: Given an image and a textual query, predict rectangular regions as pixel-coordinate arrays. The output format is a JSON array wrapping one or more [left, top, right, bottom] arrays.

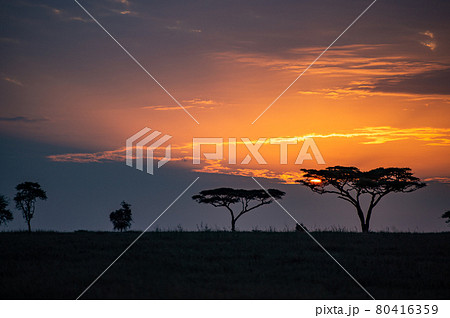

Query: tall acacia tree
[[298, 166, 426, 232], [14, 182, 47, 232], [192, 188, 285, 231]]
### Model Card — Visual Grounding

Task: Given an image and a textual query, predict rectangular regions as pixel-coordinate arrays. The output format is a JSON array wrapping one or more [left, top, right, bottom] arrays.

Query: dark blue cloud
[[0, 116, 49, 123], [372, 68, 450, 95]]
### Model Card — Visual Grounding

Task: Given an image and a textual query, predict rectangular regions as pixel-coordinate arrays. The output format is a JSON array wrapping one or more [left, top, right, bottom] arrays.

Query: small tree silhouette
[[192, 188, 285, 231], [298, 166, 426, 232], [442, 211, 450, 225], [0, 195, 13, 226], [295, 223, 308, 232], [14, 182, 47, 232], [109, 201, 133, 232]]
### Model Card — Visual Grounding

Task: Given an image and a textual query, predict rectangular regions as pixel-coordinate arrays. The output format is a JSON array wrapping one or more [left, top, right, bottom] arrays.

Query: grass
[[0, 231, 449, 299]]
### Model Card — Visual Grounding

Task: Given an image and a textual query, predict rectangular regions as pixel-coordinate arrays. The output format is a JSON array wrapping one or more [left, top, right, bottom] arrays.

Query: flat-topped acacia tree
[[192, 188, 286, 231], [298, 166, 426, 232]]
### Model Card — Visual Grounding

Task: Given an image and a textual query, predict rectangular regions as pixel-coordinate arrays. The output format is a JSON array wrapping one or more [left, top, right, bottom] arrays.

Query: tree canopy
[[109, 201, 133, 232], [298, 166, 426, 232], [192, 188, 285, 231]]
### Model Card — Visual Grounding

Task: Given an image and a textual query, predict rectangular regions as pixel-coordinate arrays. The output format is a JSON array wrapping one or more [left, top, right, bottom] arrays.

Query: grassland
[[0, 231, 448, 299]]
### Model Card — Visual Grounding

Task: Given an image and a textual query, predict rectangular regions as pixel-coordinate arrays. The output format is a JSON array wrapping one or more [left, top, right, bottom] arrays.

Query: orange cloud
[[47, 126, 450, 184], [192, 159, 304, 184], [47, 148, 126, 163], [48, 126, 450, 163], [141, 105, 198, 111], [297, 87, 450, 101], [424, 177, 450, 184], [293, 127, 450, 146], [420, 30, 437, 51], [142, 99, 218, 111], [211, 44, 448, 78], [183, 98, 216, 105], [3, 76, 23, 86]]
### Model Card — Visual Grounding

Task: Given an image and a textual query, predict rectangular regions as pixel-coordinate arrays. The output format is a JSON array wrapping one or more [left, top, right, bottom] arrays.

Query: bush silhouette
[[109, 201, 133, 232], [295, 223, 308, 232], [442, 211, 450, 225]]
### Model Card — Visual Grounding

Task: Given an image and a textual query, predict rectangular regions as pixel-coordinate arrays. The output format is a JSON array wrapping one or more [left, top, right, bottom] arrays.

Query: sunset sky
[[1, 0, 449, 232]]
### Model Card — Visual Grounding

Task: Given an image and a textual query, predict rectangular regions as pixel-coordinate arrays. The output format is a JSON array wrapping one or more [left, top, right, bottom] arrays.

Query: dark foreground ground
[[0, 231, 448, 299]]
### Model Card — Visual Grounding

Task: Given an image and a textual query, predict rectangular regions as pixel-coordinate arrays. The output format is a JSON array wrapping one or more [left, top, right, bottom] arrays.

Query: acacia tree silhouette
[[442, 211, 450, 225], [14, 182, 47, 232], [0, 195, 13, 226], [192, 188, 285, 231], [109, 201, 133, 232], [298, 166, 426, 232]]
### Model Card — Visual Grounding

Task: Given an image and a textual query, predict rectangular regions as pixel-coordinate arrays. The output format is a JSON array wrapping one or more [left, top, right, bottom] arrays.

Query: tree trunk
[[365, 204, 374, 233], [355, 205, 367, 233], [361, 223, 369, 233], [231, 219, 236, 232], [27, 220, 31, 233]]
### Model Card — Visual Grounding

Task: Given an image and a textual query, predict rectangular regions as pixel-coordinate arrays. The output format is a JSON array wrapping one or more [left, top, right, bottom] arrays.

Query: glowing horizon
[[1, 0, 449, 186]]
